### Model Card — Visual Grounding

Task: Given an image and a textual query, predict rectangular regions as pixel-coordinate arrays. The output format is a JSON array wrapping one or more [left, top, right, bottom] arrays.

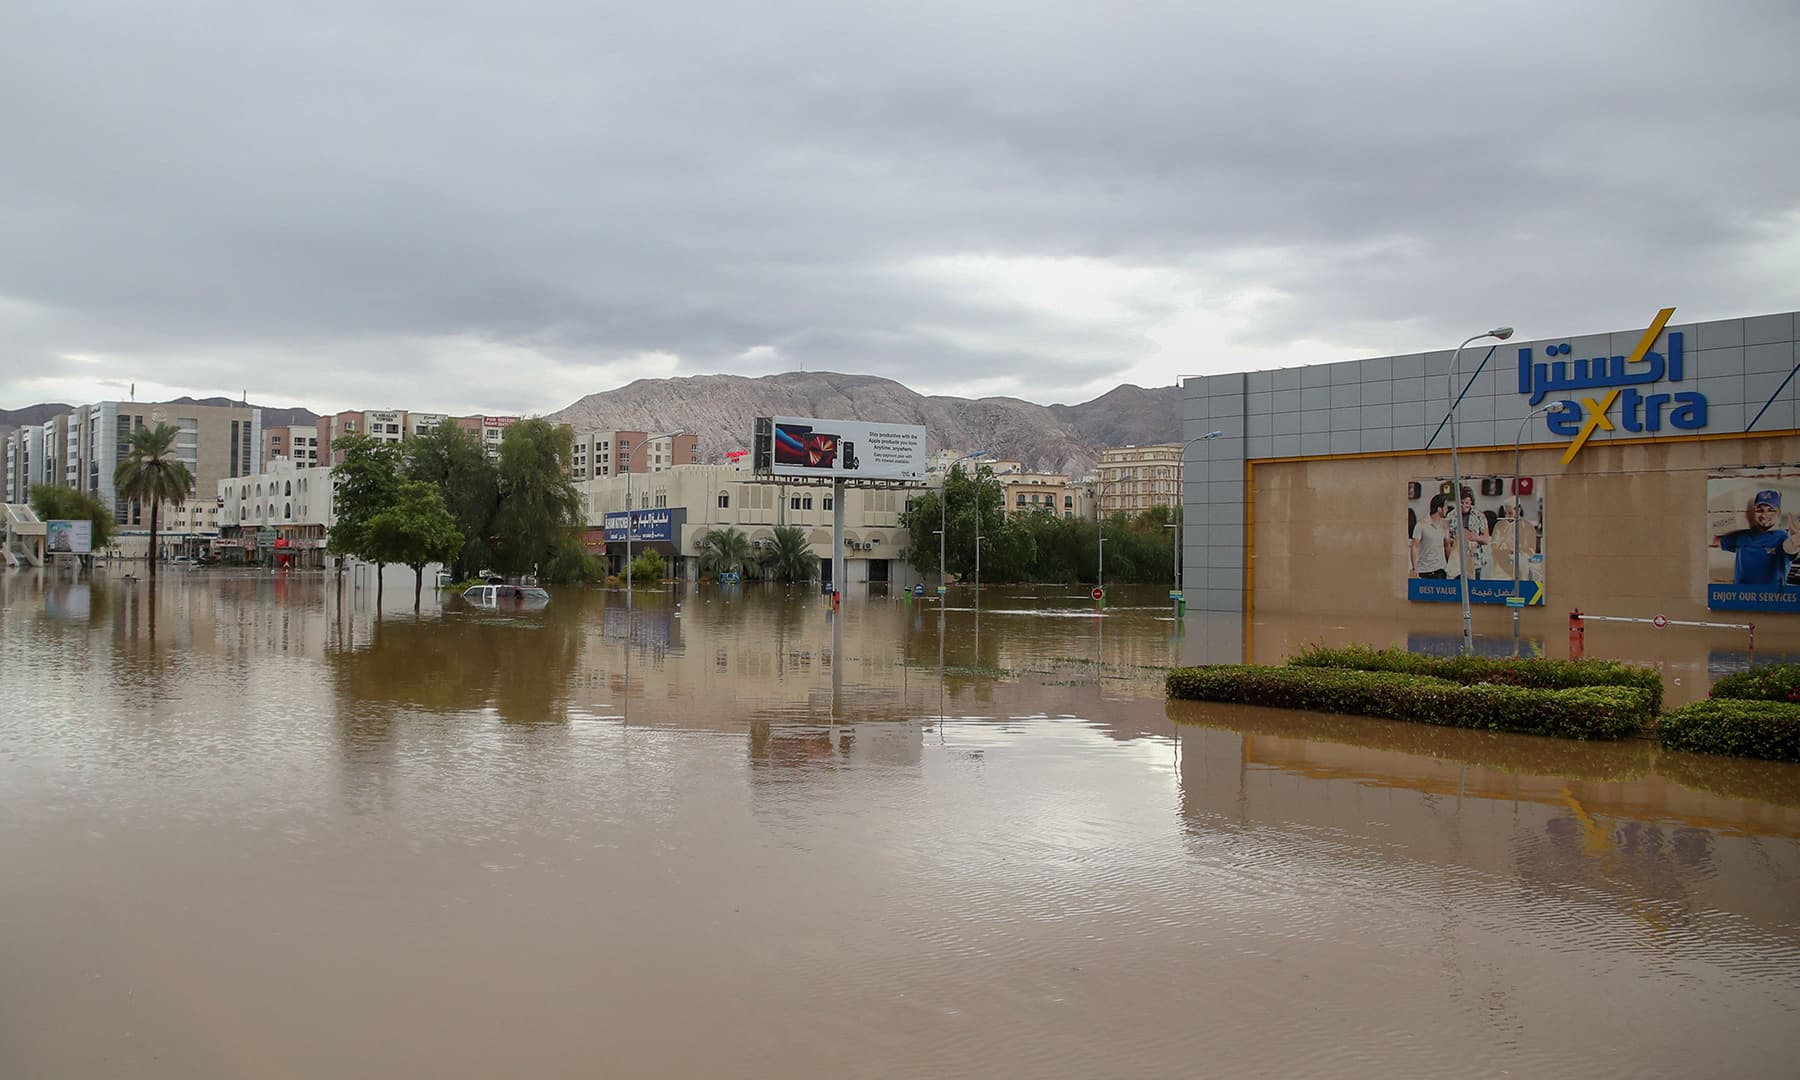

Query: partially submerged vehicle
[[463, 583, 550, 609]]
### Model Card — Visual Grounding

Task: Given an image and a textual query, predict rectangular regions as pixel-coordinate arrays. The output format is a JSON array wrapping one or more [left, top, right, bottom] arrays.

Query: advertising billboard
[[1707, 469, 1800, 612], [46, 519, 93, 555], [1405, 476, 1546, 604], [756, 416, 927, 482]]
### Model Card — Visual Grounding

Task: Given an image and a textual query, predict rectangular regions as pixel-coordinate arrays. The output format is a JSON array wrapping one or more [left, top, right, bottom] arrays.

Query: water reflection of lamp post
[[1511, 401, 1566, 654], [623, 429, 684, 607], [1177, 431, 1224, 620], [1447, 327, 1514, 655]]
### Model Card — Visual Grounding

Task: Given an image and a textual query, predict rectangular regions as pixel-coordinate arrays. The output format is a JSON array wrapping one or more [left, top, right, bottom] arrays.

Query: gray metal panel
[[1391, 354, 1426, 379], [1748, 397, 1796, 432], [1246, 370, 1274, 394], [1329, 430, 1358, 454], [1360, 380, 1392, 406], [1246, 391, 1273, 415], [1695, 371, 1745, 405], [1329, 384, 1359, 409], [1705, 400, 1748, 431], [1300, 431, 1329, 456], [1300, 386, 1330, 411], [1360, 429, 1394, 453], [1329, 361, 1362, 386], [1329, 406, 1359, 431], [1745, 312, 1797, 346], [1273, 388, 1301, 413], [1272, 410, 1301, 435], [1696, 318, 1745, 350], [1272, 367, 1301, 391], [1245, 433, 1272, 459], [1391, 376, 1425, 404], [1201, 587, 1244, 612], [1743, 341, 1797, 375], [1270, 432, 1301, 457]]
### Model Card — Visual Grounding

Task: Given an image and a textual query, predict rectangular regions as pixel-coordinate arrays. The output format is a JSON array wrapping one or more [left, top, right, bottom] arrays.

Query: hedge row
[[1708, 662, 1800, 703], [1658, 700, 1800, 762], [1289, 645, 1664, 712], [1165, 665, 1651, 740]]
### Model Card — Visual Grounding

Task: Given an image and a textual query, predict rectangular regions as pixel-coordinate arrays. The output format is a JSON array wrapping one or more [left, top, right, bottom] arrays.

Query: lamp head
[[1489, 327, 1514, 341], [1203, 430, 1223, 440], [1545, 400, 1569, 414]]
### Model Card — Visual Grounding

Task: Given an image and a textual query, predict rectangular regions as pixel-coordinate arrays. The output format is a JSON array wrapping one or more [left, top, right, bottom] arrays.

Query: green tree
[[111, 421, 195, 578], [406, 422, 501, 579], [697, 525, 755, 579], [541, 540, 602, 584], [327, 434, 406, 604], [366, 480, 465, 611], [759, 524, 816, 583], [29, 483, 119, 557], [627, 548, 666, 584], [493, 419, 582, 577]]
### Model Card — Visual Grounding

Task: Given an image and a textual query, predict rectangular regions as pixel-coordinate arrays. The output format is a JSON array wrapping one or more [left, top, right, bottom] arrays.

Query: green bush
[[1658, 700, 1800, 762], [1289, 645, 1663, 712], [1708, 662, 1800, 703], [1166, 665, 1650, 740], [627, 550, 667, 584]]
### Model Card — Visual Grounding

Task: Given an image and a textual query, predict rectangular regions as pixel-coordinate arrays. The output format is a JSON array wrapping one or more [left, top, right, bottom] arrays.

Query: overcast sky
[[4, 1, 1797, 417]]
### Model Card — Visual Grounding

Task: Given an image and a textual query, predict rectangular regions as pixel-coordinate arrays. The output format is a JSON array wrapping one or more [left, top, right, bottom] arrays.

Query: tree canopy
[[29, 483, 119, 553], [492, 418, 582, 576], [112, 421, 194, 576], [366, 479, 465, 610]]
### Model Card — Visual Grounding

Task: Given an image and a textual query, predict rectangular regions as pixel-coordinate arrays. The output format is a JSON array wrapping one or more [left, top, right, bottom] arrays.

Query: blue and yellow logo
[[1517, 307, 1707, 462]]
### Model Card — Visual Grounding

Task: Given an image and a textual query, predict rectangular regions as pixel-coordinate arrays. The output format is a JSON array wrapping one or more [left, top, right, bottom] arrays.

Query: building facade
[[263, 424, 321, 468], [216, 458, 333, 567], [1096, 444, 1182, 515], [570, 430, 700, 481], [1181, 308, 1800, 628]]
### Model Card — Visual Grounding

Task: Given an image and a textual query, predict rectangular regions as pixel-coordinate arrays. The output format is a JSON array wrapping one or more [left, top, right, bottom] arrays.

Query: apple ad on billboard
[[765, 417, 927, 482]]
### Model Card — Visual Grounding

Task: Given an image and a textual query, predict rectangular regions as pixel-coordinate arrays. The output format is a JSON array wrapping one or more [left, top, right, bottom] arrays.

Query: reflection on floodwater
[[1, 567, 1798, 1078]]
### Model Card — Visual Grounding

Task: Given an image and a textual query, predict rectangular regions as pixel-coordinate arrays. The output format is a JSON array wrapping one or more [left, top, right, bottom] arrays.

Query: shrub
[[1165, 665, 1650, 740], [627, 550, 667, 584], [1708, 662, 1800, 703], [1658, 700, 1800, 762], [1289, 645, 1663, 712]]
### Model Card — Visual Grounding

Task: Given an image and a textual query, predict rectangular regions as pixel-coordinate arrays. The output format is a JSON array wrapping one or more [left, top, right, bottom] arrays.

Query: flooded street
[[3, 569, 1798, 1078]]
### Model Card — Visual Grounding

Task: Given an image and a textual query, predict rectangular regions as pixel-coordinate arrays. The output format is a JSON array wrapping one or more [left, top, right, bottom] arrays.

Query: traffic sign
[[1653, 614, 1668, 628], [1092, 587, 1104, 601], [1504, 596, 1526, 609]]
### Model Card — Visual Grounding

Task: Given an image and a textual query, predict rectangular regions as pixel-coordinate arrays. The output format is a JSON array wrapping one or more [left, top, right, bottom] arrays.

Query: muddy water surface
[[2, 569, 1797, 1077]]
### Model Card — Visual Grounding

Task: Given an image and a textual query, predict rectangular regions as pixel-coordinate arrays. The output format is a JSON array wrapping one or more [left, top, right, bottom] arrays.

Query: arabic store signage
[[1519, 307, 1706, 463], [603, 508, 684, 543]]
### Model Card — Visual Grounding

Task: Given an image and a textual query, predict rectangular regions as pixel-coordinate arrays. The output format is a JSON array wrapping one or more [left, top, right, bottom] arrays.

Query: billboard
[[1707, 469, 1800, 612], [756, 416, 927, 482], [1405, 476, 1546, 604], [46, 519, 93, 555], [604, 508, 686, 543]]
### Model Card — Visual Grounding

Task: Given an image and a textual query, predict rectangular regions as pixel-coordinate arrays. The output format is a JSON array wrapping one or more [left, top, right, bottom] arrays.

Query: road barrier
[[1568, 608, 1754, 660]]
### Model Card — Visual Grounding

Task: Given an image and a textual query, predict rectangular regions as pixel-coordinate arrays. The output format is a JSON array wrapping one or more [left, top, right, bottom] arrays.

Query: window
[[1064, 495, 1073, 508], [791, 496, 802, 510], [284, 503, 291, 519], [284, 481, 291, 497], [1016, 494, 1026, 507], [822, 497, 833, 511], [717, 491, 729, 508]]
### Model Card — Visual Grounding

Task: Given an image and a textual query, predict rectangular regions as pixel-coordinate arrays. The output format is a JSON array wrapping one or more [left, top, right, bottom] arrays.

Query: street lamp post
[[937, 449, 988, 597], [1447, 327, 1514, 655], [1511, 401, 1566, 653], [623, 429, 685, 606], [975, 534, 985, 596], [1177, 431, 1224, 620]]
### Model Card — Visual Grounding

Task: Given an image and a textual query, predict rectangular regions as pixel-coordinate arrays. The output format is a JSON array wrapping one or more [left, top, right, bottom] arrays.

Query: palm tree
[[696, 526, 754, 580], [760, 525, 816, 583], [113, 422, 194, 579]]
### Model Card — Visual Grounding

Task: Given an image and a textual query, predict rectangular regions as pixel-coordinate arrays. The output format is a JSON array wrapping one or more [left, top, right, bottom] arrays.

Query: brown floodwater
[[2, 568, 1797, 1078]]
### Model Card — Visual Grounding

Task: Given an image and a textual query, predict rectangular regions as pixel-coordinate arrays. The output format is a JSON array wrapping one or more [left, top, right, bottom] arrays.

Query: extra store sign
[[1518, 307, 1707, 462]]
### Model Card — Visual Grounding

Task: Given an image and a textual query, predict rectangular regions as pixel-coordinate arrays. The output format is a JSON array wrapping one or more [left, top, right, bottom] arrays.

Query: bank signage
[[604, 508, 685, 543], [1517, 307, 1707, 463]]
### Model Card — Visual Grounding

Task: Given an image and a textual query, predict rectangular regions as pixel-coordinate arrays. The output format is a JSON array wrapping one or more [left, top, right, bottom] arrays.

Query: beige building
[[1096, 444, 1182, 515], [263, 424, 321, 468], [577, 464, 921, 587], [571, 430, 700, 482]]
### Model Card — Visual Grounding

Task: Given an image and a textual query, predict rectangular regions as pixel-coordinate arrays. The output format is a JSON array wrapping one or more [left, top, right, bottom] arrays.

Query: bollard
[[1568, 608, 1584, 660]]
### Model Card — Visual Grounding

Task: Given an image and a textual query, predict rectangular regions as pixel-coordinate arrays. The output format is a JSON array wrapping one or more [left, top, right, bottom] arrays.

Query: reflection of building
[[1182, 308, 1800, 622], [577, 464, 922, 587]]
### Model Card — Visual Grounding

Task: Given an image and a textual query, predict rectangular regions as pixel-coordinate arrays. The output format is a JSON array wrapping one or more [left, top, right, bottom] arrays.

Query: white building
[[216, 458, 333, 567]]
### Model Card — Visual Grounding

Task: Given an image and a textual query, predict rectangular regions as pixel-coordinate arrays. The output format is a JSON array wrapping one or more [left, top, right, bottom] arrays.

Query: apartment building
[[1096, 443, 1183, 515], [216, 458, 333, 567], [262, 424, 322, 468], [570, 430, 700, 481], [2, 401, 260, 547], [1000, 471, 1087, 518], [576, 463, 919, 587]]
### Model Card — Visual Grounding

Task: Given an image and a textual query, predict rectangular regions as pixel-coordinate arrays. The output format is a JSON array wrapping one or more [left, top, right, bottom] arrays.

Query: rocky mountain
[[546, 372, 1182, 475], [0, 403, 75, 430], [0, 398, 319, 430]]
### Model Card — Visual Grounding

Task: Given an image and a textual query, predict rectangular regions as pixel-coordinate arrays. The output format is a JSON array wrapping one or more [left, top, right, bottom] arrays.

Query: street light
[[975, 534, 986, 597], [1447, 326, 1514, 656], [1177, 431, 1224, 619], [1511, 401, 1566, 653], [937, 449, 988, 597], [623, 429, 685, 606]]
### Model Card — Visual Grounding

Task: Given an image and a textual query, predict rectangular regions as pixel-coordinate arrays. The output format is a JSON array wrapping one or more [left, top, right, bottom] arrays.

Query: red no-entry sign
[[1653, 614, 1669, 628], [1092, 587, 1104, 600]]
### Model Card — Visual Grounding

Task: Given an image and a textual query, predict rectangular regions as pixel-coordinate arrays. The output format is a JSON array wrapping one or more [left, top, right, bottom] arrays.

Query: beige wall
[[1249, 432, 1800, 620]]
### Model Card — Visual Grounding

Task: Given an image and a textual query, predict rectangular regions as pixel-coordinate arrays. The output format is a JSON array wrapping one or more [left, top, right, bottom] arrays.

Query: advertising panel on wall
[[45, 518, 92, 555], [1707, 469, 1800, 612], [755, 416, 927, 482], [1405, 476, 1546, 604]]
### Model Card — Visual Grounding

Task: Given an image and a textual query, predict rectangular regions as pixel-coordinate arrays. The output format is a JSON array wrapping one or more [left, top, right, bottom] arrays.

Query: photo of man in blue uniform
[[1713, 489, 1800, 586]]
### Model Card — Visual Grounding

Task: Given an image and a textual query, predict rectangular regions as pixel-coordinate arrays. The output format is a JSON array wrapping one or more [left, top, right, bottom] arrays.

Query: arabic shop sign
[[603, 508, 685, 543], [1518, 307, 1706, 463]]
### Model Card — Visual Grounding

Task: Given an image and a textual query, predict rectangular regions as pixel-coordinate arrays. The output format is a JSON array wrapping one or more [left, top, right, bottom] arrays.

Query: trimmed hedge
[[1166, 665, 1651, 740], [1708, 662, 1800, 703], [1289, 644, 1664, 713], [1658, 700, 1800, 762]]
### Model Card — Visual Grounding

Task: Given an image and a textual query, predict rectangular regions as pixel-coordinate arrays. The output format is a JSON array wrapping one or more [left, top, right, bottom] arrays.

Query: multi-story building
[[454, 415, 520, 457], [1096, 444, 1183, 515], [576, 463, 920, 588], [1000, 471, 1087, 519], [262, 424, 321, 468], [2, 401, 260, 552], [570, 430, 700, 481], [216, 458, 333, 568]]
